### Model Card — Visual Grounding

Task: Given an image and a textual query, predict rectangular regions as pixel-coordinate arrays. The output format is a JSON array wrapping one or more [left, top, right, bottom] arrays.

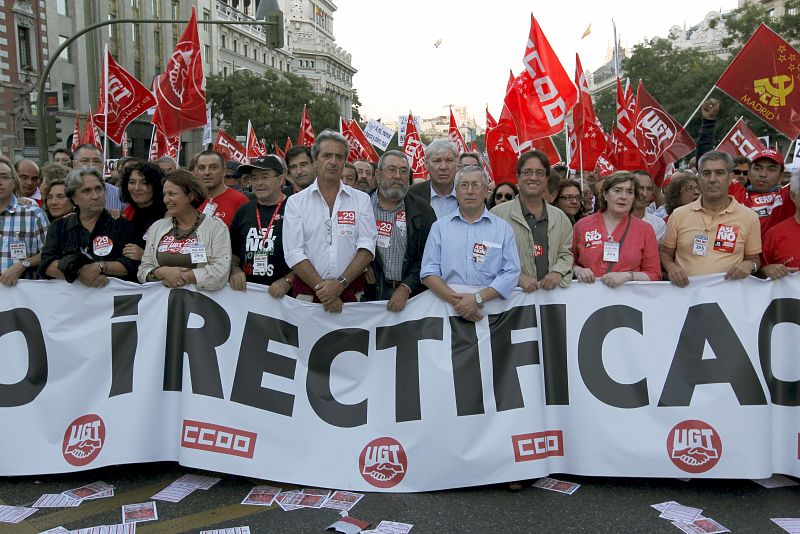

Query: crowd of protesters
[[1, 98, 798, 317]]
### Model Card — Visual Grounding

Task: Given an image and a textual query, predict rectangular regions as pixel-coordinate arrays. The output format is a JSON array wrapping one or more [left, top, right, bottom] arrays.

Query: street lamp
[[36, 9, 283, 163]]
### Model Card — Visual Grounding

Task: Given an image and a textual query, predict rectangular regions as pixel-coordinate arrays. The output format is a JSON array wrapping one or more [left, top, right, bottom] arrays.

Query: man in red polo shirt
[[761, 171, 800, 279], [196, 150, 249, 227]]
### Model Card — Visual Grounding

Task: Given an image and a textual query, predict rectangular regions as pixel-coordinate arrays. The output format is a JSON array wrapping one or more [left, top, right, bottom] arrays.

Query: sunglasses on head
[[495, 192, 514, 201], [732, 169, 749, 176]]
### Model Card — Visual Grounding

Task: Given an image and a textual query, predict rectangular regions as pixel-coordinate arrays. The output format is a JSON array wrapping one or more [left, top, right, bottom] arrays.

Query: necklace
[[172, 213, 203, 240]]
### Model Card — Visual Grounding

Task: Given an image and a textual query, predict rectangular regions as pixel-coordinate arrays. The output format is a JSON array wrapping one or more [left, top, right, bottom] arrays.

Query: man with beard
[[409, 139, 459, 219], [365, 150, 436, 311]]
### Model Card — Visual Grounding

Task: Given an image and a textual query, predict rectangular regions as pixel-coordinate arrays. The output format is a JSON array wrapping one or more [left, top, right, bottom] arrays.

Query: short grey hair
[[311, 129, 349, 160], [454, 165, 490, 189], [698, 150, 734, 173], [377, 150, 410, 170], [65, 167, 104, 199], [425, 139, 458, 161]]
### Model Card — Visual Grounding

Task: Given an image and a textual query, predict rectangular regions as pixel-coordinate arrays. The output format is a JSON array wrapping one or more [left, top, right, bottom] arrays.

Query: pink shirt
[[572, 212, 661, 281]]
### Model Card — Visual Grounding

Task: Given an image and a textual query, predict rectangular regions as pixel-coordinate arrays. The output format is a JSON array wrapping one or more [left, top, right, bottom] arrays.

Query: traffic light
[[255, 0, 284, 49], [54, 116, 64, 145], [46, 115, 58, 146]]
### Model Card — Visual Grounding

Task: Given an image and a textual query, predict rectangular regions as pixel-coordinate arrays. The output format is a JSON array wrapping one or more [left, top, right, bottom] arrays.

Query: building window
[[58, 35, 71, 63], [151, 0, 161, 17], [171, 1, 179, 47], [108, 1, 120, 58], [203, 8, 210, 21], [766, 8, 775, 17], [154, 28, 162, 73], [233, 39, 238, 53], [23, 128, 37, 148], [271, 56, 275, 68], [221, 34, 226, 48], [789, 7, 799, 15], [243, 43, 248, 57], [18, 26, 32, 70], [57, 0, 69, 15], [223, 66, 229, 77], [204, 44, 210, 63], [62, 83, 75, 109]]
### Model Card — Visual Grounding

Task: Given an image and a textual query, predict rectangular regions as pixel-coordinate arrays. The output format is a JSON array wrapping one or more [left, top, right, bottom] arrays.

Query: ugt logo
[[62, 414, 105, 467], [359, 437, 407, 489], [667, 420, 722, 474], [754, 74, 794, 107]]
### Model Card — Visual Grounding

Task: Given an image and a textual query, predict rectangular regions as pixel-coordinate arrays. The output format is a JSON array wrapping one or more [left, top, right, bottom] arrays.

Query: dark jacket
[[367, 192, 436, 299], [408, 179, 433, 203]]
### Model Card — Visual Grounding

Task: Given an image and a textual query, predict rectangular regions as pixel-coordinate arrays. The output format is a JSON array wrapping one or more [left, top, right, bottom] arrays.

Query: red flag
[[569, 54, 607, 171], [284, 137, 293, 153], [148, 127, 180, 161], [613, 78, 645, 170], [596, 155, 617, 176], [486, 108, 497, 130], [485, 121, 518, 185], [502, 15, 578, 142], [93, 50, 157, 144], [121, 130, 129, 157], [275, 142, 286, 161], [507, 70, 515, 92], [341, 118, 379, 164], [82, 108, 102, 150], [70, 114, 80, 152], [297, 104, 315, 147], [532, 136, 561, 165], [715, 117, 767, 159], [715, 23, 800, 139], [471, 141, 478, 152], [246, 120, 266, 162], [448, 110, 468, 154], [152, 7, 206, 137], [633, 80, 696, 186], [402, 112, 426, 179], [213, 130, 247, 164]]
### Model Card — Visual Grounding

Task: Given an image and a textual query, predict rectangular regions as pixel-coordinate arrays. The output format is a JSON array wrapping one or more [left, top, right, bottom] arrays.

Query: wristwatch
[[337, 275, 349, 288], [474, 291, 484, 308], [98, 260, 106, 274], [19, 258, 30, 268]]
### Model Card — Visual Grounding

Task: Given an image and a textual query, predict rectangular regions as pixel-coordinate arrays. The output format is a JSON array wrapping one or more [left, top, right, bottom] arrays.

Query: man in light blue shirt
[[408, 139, 459, 219], [421, 166, 521, 322]]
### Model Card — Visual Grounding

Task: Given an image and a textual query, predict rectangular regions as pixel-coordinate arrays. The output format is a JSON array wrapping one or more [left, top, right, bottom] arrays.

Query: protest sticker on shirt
[[584, 229, 602, 247], [473, 243, 488, 263], [337, 210, 356, 236], [533, 244, 544, 257], [395, 210, 407, 232], [713, 224, 738, 253], [377, 220, 393, 248], [202, 201, 218, 217], [93, 236, 113, 257], [10, 241, 27, 260]]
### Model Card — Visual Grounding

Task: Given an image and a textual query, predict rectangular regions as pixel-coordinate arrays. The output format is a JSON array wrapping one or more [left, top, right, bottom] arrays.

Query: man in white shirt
[[284, 130, 377, 313], [408, 139, 459, 219]]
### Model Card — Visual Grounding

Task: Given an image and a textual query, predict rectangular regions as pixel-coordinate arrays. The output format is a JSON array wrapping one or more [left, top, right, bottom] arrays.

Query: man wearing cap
[[229, 155, 293, 297], [196, 150, 250, 228], [224, 160, 248, 194]]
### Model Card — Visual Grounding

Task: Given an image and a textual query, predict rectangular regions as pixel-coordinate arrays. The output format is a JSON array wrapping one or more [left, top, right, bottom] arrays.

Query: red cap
[[752, 148, 784, 167]]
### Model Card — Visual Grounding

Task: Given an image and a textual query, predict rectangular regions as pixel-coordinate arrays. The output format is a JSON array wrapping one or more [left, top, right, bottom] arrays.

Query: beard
[[378, 181, 408, 203]]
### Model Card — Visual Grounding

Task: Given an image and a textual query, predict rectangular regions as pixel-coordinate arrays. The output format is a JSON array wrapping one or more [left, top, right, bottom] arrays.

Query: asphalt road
[[0, 463, 798, 533]]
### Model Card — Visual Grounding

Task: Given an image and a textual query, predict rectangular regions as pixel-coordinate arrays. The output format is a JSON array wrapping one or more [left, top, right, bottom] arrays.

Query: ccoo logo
[[359, 437, 407, 489], [62, 414, 105, 467], [667, 420, 722, 474]]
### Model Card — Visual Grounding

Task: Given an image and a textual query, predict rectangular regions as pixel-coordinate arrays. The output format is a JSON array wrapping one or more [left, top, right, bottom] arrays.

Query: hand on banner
[[157, 266, 190, 288], [315, 279, 344, 305], [268, 277, 292, 299], [386, 285, 411, 312], [78, 263, 107, 288], [123, 244, 144, 262], [601, 271, 631, 288], [664, 264, 689, 288], [540, 272, 563, 290], [725, 261, 757, 281], [452, 293, 483, 322], [0, 262, 25, 287], [761, 263, 798, 280], [323, 297, 344, 314], [574, 266, 596, 284], [701, 99, 720, 120], [518, 273, 540, 292], [229, 268, 247, 291]]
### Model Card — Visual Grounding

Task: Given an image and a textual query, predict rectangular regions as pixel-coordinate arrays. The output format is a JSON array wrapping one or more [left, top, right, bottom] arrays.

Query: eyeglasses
[[458, 181, 485, 191], [732, 169, 749, 176], [520, 169, 547, 178], [495, 193, 514, 201], [381, 166, 409, 177], [325, 219, 332, 245], [681, 185, 701, 193], [558, 194, 581, 202]]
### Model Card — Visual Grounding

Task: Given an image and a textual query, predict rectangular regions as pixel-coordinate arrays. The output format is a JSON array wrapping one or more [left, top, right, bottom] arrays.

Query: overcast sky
[[333, 0, 739, 125]]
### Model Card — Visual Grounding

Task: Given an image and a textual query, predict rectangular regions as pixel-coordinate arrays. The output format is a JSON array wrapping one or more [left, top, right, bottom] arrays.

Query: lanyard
[[255, 195, 284, 246]]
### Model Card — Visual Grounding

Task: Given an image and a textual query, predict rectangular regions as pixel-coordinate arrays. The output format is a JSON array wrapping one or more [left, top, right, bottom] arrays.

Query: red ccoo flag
[[246, 120, 267, 162], [532, 136, 561, 165], [341, 118, 379, 164], [81, 108, 102, 150], [152, 7, 206, 137], [297, 104, 315, 147], [715, 23, 800, 140], [94, 50, 157, 144], [633, 80, 696, 186], [569, 54, 606, 171], [485, 121, 518, 185], [503, 15, 577, 142], [402, 112, 427, 179], [486, 108, 497, 130], [70, 114, 81, 152], [213, 130, 247, 164], [448, 109, 468, 154], [716, 117, 767, 159]]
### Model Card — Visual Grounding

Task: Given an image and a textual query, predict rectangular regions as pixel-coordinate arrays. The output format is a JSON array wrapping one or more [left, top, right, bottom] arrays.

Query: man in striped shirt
[[0, 156, 49, 286]]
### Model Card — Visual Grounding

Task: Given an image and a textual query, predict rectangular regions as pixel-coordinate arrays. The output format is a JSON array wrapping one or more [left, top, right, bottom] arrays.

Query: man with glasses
[[284, 130, 377, 312], [491, 151, 573, 292], [73, 144, 125, 212], [409, 139, 459, 219], [365, 150, 436, 311], [421, 166, 520, 322], [731, 156, 751, 186], [354, 160, 375, 192], [229, 155, 293, 297]]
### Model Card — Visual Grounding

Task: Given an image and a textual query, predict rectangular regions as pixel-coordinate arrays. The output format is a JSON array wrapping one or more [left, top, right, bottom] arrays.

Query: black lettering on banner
[[230, 312, 299, 416], [489, 305, 538, 412], [449, 317, 484, 416], [375, 318, 444, 423], [109, 294, 142, 397], [0, 308, 47, 407], [659, 303, 767, 406], [759, 299, 800, 406], [540, 304, 570, 405], [163, 289, 230, 398], [578, 305, 649, 409], [307, 328, 368, 428]]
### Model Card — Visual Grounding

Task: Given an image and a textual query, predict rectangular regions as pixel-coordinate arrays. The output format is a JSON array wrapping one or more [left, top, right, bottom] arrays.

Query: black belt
[[383, 279, 404, 289]]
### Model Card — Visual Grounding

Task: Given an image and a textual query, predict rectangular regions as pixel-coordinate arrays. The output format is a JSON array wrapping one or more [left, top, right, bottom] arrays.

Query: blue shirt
[[421, 207, 520, 298], [430, 184, 459, 220]]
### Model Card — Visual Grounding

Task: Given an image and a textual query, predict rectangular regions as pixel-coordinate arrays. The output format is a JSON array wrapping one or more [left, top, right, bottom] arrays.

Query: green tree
[[721, 0, 800, 51], [351, 89, 363, 124], [206, 70, 342, 148]]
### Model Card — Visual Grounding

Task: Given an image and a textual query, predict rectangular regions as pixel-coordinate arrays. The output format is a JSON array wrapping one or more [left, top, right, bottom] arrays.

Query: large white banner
[[1, 275, 799, 492]]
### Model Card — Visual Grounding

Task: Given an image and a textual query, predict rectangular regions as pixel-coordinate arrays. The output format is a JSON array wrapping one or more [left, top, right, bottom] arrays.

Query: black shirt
[[229, 198, 290, 285]]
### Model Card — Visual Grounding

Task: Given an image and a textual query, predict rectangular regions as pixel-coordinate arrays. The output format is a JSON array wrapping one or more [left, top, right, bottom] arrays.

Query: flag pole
[[563, 123, 570, 175], [683, 86, 715, 129], [245, 120, 251, 163], [102, 44, 109, 169], [148, 124, 156, 160], [612, 20, 619, 79], [714, 118, 740, 151]]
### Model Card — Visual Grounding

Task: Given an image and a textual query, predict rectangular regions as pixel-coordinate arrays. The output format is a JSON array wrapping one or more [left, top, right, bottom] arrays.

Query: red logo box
[[181, 420, 257, 459], [511, 430, 564, 462]]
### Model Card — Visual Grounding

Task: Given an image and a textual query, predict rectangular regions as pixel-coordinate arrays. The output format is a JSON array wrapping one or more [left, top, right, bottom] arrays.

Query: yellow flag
[[581, 24, 592, 39]]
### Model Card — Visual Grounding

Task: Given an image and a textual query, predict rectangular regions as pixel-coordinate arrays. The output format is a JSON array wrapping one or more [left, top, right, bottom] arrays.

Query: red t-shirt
[[730, 181, 792, 233], [761, 215, 800, 268], [198, 187, 249, 228], [572, 212, 662, 281]]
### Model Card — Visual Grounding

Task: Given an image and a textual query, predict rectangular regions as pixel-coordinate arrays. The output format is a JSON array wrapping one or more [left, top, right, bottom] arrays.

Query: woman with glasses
[[572, 172, 661, 287], [488, 182, 518, 208], [663, 172, 702, 221], [138, 170, 231, 290], [554, 179, 585, 223]]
